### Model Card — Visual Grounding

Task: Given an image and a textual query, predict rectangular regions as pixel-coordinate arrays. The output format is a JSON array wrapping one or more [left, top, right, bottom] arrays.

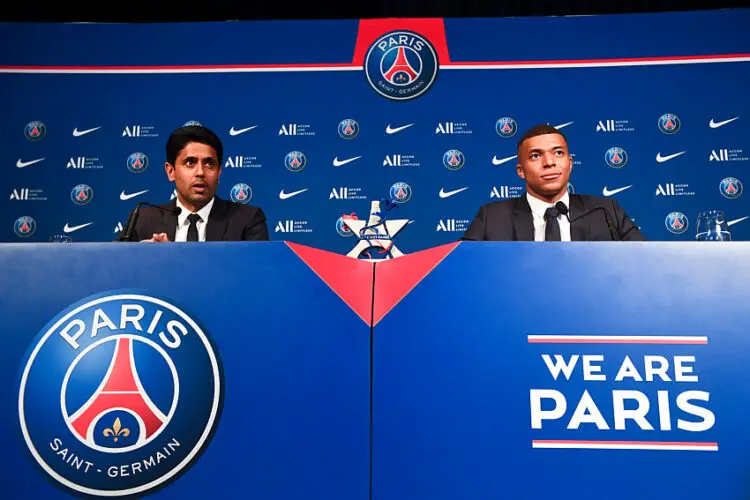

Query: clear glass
[[696, 210, 731, 241]]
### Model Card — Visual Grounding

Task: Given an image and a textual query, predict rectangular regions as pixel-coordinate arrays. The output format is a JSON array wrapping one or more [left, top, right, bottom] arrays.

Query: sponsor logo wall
[[3, 13, 749, 254]]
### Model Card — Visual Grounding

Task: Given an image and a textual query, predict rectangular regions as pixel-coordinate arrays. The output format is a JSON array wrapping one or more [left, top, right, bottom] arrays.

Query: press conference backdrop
[[2, 9, 749, 254]]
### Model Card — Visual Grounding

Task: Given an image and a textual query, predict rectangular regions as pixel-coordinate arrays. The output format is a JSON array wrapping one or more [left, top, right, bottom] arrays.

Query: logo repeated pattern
[[3, 28, 748, 253], [5, 113, 748, 250]]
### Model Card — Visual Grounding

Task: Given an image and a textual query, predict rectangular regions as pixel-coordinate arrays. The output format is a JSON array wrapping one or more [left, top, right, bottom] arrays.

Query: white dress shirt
[[526, 192, 571, 242], [174, 197, 215, 242]]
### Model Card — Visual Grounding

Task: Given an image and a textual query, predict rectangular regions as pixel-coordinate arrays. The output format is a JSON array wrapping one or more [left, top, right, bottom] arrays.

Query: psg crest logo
[[365, 30, 439, 101], [17, 291, 223, 496]]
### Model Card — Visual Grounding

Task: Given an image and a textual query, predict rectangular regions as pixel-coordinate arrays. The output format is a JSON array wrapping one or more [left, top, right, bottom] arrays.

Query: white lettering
[[614, 355, 643, 382], [582, 355, 606, 381], [677, 391, 715, 431], [59, 319, 86, 349], [91, 308, 117, 338], [613, 390, 653, 430], [120, 304, 145, 331], [160, 320, 188, 348], [541, 354, 579, 380], [674, 356, 699, 382], [530, 389, 567, 429], [644, 355, 671, 381], [568, 390, 609, 429]]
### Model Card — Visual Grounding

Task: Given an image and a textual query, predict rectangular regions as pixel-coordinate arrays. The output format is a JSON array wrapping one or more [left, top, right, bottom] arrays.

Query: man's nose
[[543, 153, 557, 166]]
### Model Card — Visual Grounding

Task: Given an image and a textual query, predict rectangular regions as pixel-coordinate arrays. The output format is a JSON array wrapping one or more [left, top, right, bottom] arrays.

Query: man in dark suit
[[120, 125, 269, 242], [461, 123, 646, 241]]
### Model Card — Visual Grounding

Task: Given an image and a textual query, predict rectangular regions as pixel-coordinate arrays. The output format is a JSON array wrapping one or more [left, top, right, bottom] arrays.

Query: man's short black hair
[[517, 124, 568, 152], [166, 125, 223, 166]]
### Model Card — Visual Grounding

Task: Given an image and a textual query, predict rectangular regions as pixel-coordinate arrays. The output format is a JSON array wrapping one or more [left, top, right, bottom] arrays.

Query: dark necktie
[[544, 206, 561, 241], [186, 213, 201, 242]]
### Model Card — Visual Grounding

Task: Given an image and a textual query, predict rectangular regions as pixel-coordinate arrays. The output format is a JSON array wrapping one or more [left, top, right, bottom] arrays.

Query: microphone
[[117, 202, 181, 242], [556, 202, 618, 241]]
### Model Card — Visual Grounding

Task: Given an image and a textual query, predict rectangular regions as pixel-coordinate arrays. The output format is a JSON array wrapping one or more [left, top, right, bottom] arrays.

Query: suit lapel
[[512, 195, 535, 241], [568, 194, 588, 241], [161, 200, 179, 242], [205, 197, 228, 242]]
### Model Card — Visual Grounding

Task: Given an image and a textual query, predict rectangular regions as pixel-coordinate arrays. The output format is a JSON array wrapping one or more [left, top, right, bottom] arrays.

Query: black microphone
[[557, 202, 618, 241], [117, 202, 181, 242]]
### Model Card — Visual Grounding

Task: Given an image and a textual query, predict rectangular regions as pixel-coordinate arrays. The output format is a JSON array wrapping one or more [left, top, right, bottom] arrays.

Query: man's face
[[165, 142, 221, 208], [516, 133, 572, 201]]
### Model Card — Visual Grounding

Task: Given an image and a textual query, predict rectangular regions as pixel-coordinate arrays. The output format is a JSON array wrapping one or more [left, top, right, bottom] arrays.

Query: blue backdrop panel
[[0, 242, 369, 500], [1, 9, 750, 252], [372, 242, 750, 499]]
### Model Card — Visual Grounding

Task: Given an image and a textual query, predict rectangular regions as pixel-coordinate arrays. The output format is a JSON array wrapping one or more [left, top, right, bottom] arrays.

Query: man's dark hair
[[166, 125, 223, 166], [517, 124, 568, 152]]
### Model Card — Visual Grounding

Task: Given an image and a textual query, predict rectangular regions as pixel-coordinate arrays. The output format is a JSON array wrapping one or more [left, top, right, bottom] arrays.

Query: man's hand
[[141, 233, 169, 242]]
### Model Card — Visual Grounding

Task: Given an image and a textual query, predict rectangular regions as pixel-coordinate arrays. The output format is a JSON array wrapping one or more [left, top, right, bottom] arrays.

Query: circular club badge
[[365, 30, 439, 101], [18, 291, 223, 496]]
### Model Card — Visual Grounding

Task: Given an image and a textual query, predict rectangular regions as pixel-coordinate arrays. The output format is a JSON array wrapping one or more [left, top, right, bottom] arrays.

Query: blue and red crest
[[719, 177, 743, 199], [14, 216, 36, 238], [365, 30, 439, 101], [605, 147, 628, 168], [71, 184, 94, 205], [337, 119, 360, 139], [127, 153, 149, 174], [658, 113, 681, 134], [230, 183, 252, 204], [665, 211, 689, 234], [18, 290, 223, 496], [25, 121, 46, 141]]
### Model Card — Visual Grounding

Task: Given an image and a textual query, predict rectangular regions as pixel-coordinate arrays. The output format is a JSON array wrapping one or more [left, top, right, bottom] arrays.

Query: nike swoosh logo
[[602, 185, 633, 196], [279, 188, 308, 200], [492, 155, 518, 165], [333, 156, 362, 167], [72, 126, 101, 137], [709, 117, 739, 129], [439, 187, 469, 198], [63, 222, 94, 233], [656, 151, 686, 163], [386, 124, 414, 134], [728, 216, 748, 226], [120, 189, 149, 201], [554, 121, 574, 130], [229, 125, 258, 136], [16, 158, 45, 168]]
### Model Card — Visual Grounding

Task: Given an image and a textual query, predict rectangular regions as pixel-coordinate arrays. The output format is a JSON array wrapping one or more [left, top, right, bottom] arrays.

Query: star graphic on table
[[343, 217, 410, 260]]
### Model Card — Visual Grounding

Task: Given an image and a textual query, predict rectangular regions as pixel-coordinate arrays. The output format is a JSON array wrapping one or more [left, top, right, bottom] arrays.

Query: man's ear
[[165, 162, 175, 182], [516, 163, 525, 180]]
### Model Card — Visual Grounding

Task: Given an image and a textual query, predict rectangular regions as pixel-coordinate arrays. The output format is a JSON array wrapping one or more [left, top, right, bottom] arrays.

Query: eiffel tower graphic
[[383, 47, 419, 84], [69, 337, 168, 444]]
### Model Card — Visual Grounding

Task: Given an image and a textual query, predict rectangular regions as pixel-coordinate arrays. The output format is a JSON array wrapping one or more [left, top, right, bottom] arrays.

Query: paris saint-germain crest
[[365, 30, 439, 101], [18, 290, 223, 497]]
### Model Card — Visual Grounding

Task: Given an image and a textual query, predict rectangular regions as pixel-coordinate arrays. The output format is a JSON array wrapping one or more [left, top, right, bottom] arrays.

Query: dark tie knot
[[544, 206, 559, 220], [187, 213, 202, 225]]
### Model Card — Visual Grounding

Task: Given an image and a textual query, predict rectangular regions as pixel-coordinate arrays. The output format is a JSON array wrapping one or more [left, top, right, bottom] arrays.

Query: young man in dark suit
[[461, 124, 646, 242], [121, 125, 269, 242]]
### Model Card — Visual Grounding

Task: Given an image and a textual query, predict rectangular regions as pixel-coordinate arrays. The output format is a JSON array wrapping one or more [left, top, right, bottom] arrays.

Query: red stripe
[[533, 440, 717, 446], [0, 62, 357, 71], [445, 53, 750, 66], [528, 339, 707, 344], [1, 52, 747, 72], [351, 18, 451, 65]]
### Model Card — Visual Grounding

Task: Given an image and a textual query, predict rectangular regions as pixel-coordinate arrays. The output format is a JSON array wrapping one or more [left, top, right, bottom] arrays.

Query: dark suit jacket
[[461, 194, 647, 241], [118, 197, 269, 242]]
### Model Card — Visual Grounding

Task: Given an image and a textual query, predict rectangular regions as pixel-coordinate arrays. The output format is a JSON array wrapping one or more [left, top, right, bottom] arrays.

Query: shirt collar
[[176, 196, 215, 226], [526, 191, 570, 218]]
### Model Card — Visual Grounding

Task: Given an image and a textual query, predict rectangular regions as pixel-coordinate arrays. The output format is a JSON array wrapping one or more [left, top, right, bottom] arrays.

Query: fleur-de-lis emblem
[[103, 417, 130, 442]]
